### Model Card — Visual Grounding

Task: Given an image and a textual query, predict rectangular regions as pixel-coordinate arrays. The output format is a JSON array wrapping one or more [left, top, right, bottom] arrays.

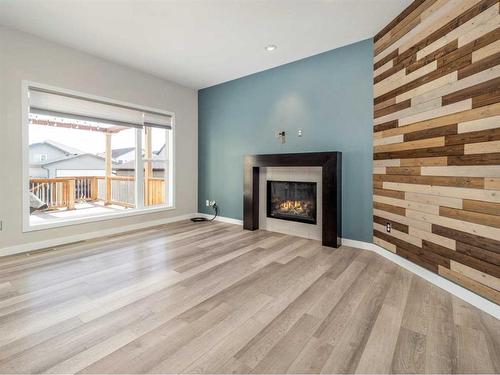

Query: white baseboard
[[195, 213, 244, 225], [342, 238, 500, 320], [0, 213, 196, 257]]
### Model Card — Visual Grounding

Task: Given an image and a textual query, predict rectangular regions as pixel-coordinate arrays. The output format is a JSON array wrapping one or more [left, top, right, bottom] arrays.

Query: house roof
[[30, 139, 85, 156], [115, 159, 165, 171], [112, 147, 135, 159], [31, 153, 115, 167]]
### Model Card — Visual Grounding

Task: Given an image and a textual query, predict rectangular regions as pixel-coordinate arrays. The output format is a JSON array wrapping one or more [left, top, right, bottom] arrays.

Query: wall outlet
[[206, 200, 210, 207], [386, 223, 391, 233], [206, 200, 216, 207]]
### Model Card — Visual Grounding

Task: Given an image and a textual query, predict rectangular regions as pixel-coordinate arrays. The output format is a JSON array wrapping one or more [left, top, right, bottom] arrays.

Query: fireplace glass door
[[267, 181, 317, 224]]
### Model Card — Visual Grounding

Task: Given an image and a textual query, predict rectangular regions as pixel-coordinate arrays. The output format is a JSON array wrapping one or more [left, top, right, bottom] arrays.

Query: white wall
[[0, 26, 198, 251]]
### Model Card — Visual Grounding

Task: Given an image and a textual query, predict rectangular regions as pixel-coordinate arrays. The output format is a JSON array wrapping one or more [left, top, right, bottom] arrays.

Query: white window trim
[[22, 80, 176, 233]]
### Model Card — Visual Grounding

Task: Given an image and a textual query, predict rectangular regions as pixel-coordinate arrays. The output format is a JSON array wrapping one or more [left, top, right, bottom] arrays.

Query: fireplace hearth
[[267, 181, 317, 224]]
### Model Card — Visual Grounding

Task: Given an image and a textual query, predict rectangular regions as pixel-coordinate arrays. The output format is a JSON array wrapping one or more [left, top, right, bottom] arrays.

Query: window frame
[[22, 80, 176, 232]]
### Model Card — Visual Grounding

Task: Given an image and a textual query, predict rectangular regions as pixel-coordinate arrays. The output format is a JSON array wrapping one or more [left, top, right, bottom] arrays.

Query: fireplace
[[244, 152, 341, 248], [267, 181, 317, 224]]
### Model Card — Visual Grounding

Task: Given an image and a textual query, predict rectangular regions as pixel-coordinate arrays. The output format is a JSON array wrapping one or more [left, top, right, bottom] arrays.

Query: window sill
[[24, 205, 176, 232]]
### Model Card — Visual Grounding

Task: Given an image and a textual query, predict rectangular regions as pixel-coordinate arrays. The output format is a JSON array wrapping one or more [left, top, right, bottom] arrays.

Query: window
[[24, 82, 174, 230]]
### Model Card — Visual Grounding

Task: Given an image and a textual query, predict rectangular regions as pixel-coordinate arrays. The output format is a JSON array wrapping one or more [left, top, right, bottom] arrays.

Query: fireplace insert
[[267, 180, 317, 224]]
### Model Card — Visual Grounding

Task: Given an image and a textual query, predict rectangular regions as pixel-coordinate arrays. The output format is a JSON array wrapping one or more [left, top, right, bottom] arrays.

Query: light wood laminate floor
[[0, 220, 498, 374]]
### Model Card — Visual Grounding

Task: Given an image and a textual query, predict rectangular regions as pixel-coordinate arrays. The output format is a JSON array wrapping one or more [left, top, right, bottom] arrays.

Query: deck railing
[[30, 176, 165, 210]]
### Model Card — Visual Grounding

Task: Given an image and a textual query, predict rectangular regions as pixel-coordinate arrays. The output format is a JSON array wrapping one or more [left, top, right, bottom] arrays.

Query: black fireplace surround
[[244, 152, 342, 248], [267, 181, 317, 224]]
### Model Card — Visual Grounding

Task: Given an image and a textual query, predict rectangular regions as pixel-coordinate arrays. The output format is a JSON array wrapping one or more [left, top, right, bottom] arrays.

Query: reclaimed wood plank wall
[[373, 0, 500, 303]]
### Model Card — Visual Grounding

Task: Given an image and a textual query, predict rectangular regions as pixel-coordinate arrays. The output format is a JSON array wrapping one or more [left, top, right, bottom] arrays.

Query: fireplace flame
[[280, 200, 304, 212]]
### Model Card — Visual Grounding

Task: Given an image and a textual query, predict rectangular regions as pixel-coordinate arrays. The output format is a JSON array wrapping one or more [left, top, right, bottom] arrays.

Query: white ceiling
[[0, 0, 412, 89]]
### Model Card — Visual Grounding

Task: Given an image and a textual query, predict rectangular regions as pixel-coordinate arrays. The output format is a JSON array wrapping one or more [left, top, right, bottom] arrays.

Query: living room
[[0, 0, 499, 373]]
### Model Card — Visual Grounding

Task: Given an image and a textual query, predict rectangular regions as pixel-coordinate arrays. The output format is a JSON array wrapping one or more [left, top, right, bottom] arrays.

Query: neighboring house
[[97, 147, 136, 163], [29, 140, 116, 178], [115, 146, 167, 177]]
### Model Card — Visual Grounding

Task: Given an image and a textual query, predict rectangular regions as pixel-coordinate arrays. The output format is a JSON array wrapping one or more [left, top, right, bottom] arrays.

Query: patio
[[30, 201, 128, 225]]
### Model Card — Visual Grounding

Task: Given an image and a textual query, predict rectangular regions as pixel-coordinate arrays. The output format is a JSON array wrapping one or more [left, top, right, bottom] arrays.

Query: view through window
[[27, 85, 173, 228]]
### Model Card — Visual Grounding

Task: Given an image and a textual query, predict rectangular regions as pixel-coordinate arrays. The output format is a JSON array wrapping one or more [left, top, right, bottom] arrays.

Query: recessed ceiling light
[[265, 44, 277, 52]]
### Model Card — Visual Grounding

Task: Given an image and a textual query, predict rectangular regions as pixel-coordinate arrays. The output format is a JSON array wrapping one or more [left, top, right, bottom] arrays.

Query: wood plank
[[438, 265, 500, 304], [374, 208, 432, 232], [396, 71, 457, 103], [421, 165, 500, 177], [374, 159, 401, 167], [400, 156, 448, 166], [373, 224, 423, 249], [373, 236, 397, 253], [374, 144, 464, 160], [451, 260, 500, 291], [374, 99, 412, 119], [442, 76, 500, 106], [457, 7, 500, 47], [464, 139, 500, 153], [385, 181, 500, 205], [391, 328, 426, 373], [400, 0, 498, 57], [407, 208, 500, 240], [411, 65, 500, 106], [448, 152, 500, 165], [458, 52, 500, 79], [381, 0, 483, 64], [446, 126, 500, 146], [374, 0, 427, 43], [374, 215, 409, 234], [409, 226, 456, 250], [374, 60, 395, 79], [457, 114, 500, 133], [373, 188, 406, 200], [385, 166, 422, 175], [399, 99, 472, 126], [374, 0, 439, 56], [432, 223, 500, 254], [472, 38, 500, 62], [423, 240, 500, 278], [373, 201, 406, 216], [456, 241, 500, 266], [404, 124, 458, 142], [374, 97, 398, 112], [377, 102, 500, 138], [463, 199, 500, 215], [375, 173, 484, 189], [375, 53, 473, 104], [374, 194, 439, 215], [374, 119, 400, 133], [485, 177, 500, 190], [374, 97, 442, 126], [405, 191, 463, 209], [416, 0, 499, 59], [373, 134, 404, 146], [406, 39, 458, 74]]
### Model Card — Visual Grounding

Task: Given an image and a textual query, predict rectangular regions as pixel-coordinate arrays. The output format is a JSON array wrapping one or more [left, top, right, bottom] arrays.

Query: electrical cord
[[191, 203, 218, 222]]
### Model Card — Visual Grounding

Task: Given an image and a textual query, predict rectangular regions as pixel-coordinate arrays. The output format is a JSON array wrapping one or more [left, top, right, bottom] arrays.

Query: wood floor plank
[[0, 220, 497, 374]]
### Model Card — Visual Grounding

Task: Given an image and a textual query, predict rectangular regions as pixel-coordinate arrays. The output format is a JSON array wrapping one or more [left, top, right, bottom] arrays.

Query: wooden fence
[[30, 176, 165, 210]]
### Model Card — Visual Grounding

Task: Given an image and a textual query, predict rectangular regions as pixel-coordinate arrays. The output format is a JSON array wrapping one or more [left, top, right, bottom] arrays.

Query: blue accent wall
[[198, 38, 373, 242]]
